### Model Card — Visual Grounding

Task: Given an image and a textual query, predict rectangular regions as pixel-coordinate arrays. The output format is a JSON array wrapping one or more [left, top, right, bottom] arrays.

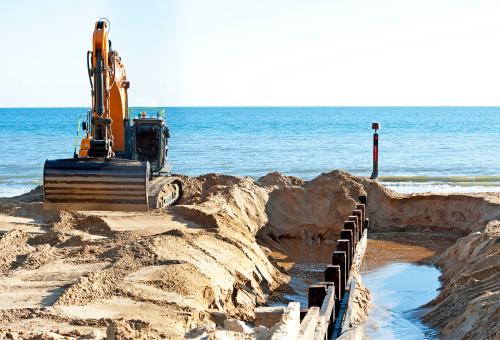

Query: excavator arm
[[81, 19, 129, 158]]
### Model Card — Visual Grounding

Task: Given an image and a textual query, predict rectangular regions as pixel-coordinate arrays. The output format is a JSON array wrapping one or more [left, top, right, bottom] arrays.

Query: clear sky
[[1, 0, 499, 107]]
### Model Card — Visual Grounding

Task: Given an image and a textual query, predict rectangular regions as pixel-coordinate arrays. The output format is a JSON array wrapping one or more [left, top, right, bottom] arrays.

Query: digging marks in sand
[[0, 261, 109, 309], [0, 174, 287, 338]]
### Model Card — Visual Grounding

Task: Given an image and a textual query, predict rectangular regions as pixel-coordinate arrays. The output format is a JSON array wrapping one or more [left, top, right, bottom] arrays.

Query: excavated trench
[[256, 171, 499, 339], [261, 233, 453, 338], [0, 171, 498, 339]]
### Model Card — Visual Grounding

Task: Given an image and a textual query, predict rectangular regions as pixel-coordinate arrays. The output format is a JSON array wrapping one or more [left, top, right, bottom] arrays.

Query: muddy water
[[364, 233, 459, 271], [362, 263, 440, 339]]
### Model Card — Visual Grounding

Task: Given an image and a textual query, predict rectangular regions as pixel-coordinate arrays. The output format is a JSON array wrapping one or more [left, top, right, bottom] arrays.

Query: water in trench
[[278, 263, 441, 340], [274, 262, 440, 339], [362, 262, 440, 339], [268, 234, 443, 339], [282, 263, 325, 306]]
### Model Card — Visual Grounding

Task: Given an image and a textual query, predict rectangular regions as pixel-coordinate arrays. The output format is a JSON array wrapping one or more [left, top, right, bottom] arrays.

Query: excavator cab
[[131, 115, 170, 176]]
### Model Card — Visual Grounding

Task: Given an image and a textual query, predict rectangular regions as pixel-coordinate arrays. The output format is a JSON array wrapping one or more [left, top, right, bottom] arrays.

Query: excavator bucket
[[43, 158, 149, 211]]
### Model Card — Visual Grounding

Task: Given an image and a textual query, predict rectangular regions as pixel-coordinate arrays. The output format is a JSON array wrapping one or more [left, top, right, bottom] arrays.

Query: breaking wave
[[379, 176, 500, 185]]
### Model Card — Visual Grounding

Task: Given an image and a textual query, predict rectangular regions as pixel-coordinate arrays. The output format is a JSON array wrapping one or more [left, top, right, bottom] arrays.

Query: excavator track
[[150, 177, 183, 209], [43, 158, 150, 211]]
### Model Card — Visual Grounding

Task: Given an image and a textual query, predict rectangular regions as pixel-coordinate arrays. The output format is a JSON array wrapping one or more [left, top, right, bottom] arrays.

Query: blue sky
[[1, 0, 499, 107]]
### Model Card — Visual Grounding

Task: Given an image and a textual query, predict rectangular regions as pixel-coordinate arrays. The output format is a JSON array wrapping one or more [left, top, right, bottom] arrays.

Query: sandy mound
[[256, 171, 366, 264], [106, 318, 164, 339], [423, 221, 499, 339], [0, 170, 498, 339], [0, 173, 287, 338], [259, 171, 364, 239], [0, 229, 32, 273], [362, 180, 500, 234]]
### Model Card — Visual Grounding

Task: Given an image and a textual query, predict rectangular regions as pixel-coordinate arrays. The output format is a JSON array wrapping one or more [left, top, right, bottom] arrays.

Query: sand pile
[[0, 174, 287, 338], [260, 171, 364, 240], [0, 229, 32, 273], [423, 221, 499, 339], [257, 171, 366, 264], [0, 170, 498, 339]]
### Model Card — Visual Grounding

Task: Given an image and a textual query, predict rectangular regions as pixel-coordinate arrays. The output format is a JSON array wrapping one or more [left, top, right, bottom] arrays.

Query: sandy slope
[[0, 171, 498, 339]]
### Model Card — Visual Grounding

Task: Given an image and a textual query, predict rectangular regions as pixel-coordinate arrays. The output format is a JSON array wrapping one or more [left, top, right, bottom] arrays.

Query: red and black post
[[370, 122, 380, 179]]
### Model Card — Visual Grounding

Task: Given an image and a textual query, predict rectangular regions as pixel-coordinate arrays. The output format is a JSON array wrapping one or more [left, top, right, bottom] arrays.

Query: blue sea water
[[1, 106, 500, 197]]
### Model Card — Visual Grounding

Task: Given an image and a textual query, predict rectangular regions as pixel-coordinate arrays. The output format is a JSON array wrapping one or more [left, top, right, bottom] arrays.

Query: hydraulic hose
[[87, 51, 94, 94]]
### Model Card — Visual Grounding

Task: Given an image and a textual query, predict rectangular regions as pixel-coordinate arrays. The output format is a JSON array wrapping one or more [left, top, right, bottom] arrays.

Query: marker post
[[370, 122, 380, 179]]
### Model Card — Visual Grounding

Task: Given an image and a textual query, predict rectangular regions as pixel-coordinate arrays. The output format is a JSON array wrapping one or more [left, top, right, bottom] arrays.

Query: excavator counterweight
[[44, 158, 149, 211]]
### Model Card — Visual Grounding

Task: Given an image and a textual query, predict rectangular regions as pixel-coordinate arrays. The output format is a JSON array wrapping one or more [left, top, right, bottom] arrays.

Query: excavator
[[43, 19, 182, 211]]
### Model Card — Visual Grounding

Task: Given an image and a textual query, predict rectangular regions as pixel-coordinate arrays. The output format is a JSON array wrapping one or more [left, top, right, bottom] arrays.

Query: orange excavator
[[43, 19, 181, 211]]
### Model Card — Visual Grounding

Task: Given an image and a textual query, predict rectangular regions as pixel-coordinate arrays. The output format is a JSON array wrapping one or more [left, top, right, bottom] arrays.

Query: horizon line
[[1, 105, 500, 109]]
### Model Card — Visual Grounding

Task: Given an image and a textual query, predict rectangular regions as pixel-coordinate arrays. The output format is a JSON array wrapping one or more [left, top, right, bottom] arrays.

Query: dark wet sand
[[363, 231, 460, 272]]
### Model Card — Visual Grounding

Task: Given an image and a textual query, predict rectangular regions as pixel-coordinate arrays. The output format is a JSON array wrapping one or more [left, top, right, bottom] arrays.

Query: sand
[[0, 170, 498, 339]]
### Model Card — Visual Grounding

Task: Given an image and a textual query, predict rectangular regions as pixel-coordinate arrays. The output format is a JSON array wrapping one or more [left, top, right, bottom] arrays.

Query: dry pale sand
[[0, 170, 498, 339]]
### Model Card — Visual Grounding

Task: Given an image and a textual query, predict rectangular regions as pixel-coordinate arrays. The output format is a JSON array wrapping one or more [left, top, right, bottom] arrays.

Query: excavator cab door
[[133, 118, 168, 175]]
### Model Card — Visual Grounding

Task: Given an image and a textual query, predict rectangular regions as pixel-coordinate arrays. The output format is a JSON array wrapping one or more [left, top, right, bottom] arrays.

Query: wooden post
[[348, 215, 359, 242], [344, 220, 357, 246], [332, 251, 346, 296], [359, 195, 369, 230], [356, 203, 365, 230], [308, 284, 327, 308], [359, 195, 367, 206], [337, 239, 351, 276], [319, 285, 336, 339], [260, 303, 300, 338], [324, 265, 341, 318], [340, 229, 354, 258], [353, 209, 363, 240]]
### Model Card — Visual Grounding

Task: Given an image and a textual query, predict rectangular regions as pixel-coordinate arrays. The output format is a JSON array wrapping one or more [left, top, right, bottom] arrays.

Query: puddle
[[362, 262, 440, 339]]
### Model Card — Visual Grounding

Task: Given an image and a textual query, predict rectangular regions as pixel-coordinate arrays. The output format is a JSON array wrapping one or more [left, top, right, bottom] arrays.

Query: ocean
[[1, 106, 499, 197]]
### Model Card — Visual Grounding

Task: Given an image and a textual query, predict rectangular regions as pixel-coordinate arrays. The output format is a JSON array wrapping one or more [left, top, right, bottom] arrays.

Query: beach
[[0, 171, 498, 339], [0, 107, 499, 339], [2, 0, 500, 337]]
